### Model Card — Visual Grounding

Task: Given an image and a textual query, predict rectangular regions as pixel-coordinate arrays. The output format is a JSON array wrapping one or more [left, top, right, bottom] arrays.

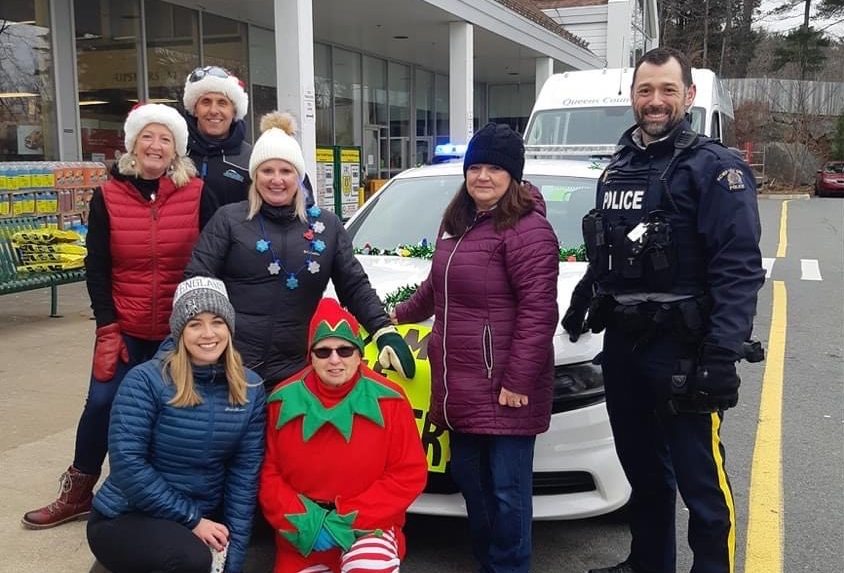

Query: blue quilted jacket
[[93, 341, 266, 573]]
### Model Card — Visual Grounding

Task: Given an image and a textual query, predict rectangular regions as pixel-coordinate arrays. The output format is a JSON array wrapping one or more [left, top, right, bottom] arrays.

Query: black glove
[[673, 344, 741, 413], [561, 294, 591, 342]]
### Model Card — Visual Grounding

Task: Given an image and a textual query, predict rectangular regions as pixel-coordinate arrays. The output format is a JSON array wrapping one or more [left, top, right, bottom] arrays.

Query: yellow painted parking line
[[745, 280, 786, 573], [775, 201, 789, 258]]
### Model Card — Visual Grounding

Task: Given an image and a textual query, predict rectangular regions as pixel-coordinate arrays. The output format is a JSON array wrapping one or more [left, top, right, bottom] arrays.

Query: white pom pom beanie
[[123, 103, 189, 157], [248, 128, 306, 180], [183, 67, 249, 121]]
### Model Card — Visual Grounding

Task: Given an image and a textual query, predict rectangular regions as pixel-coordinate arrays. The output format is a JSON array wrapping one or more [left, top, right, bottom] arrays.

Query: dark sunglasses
[[311, 346, 358, 359], [188, 66, 231, 83]]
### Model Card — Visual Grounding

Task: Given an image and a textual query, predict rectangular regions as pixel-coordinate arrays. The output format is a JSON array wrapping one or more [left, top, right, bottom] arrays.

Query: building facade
[[1, 0, 647, 183]]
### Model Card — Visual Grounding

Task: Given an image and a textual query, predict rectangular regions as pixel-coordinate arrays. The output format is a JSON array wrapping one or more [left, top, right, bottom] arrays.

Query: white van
[[525, 67, 736, 149]]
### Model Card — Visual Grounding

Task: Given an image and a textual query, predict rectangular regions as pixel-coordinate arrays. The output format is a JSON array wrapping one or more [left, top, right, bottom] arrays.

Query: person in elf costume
[[259, 297, 428, 573]]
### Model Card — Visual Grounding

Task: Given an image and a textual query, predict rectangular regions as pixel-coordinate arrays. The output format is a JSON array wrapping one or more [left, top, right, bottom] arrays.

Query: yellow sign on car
[[362, 323, 450, 473]]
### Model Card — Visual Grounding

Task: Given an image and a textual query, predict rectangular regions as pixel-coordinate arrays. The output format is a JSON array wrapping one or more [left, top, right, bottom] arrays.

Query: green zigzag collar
[[268, 374, 402, 442]]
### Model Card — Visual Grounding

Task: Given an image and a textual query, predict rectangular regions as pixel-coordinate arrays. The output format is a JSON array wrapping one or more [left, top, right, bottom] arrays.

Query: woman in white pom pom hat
[[22, 103, 213, 530], [186, 111, 415, 390]]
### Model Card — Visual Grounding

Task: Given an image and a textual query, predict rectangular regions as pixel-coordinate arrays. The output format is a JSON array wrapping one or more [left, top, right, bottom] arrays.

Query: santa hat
[[123, 103, 188, 157], [308, 298, 365, 353], [248, 111, 306, 180], [183, 66, 249, 121]]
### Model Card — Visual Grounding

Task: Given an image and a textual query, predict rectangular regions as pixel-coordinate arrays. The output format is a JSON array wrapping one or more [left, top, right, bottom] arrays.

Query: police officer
[[562, 47, 765, 573]]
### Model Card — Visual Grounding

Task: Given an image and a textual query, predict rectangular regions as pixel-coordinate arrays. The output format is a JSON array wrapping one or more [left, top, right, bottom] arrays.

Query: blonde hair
[[246, 111, 307, 223], [164, 333, 249, 408], [117, 153, 197, 188]]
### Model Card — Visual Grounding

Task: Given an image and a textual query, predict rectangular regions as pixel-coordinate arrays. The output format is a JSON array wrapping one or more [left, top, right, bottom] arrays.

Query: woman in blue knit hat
[[393, 123, 560, 573]]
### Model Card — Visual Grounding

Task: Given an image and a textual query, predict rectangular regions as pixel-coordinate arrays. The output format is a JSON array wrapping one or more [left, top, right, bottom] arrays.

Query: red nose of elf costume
[[308, 298, 365, 353]]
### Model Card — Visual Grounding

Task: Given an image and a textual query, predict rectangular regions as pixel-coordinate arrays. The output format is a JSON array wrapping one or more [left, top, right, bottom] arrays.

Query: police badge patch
[[717, 168, 746, 191]]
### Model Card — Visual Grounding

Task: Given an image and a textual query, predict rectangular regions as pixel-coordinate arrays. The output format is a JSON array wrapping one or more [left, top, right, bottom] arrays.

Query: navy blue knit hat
[[463, 122, 525, 182]]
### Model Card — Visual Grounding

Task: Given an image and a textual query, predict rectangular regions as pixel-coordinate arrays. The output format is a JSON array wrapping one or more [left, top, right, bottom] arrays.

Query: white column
[[449, 21, 473, 144], [606, 0, 632, 68], [535, 57, 554, 100], [273, 0, 316, 182]]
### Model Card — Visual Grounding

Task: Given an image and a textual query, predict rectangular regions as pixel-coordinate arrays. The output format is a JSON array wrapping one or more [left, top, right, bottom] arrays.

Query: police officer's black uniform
[[565, 119, 765, 573]]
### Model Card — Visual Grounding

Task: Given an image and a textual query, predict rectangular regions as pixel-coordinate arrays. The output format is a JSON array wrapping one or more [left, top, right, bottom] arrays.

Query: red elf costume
[[259, 297, 428, 573]]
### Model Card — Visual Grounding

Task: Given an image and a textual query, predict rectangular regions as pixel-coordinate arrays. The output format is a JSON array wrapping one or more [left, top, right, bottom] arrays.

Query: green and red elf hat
[[308, 298, 365, 354]]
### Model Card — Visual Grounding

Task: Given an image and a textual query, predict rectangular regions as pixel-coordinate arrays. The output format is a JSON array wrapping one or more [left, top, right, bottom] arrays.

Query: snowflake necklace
[[255, 205, 327, 290]]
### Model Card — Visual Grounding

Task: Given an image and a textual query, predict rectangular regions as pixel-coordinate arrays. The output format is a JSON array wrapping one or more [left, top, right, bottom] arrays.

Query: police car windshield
[[526, 107, 704, 145], [347, 174, 596, 249]]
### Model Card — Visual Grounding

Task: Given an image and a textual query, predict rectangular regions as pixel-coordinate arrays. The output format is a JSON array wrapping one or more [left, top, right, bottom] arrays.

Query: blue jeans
[[73, 334, 162, 475], [449, 432, 536, 573]]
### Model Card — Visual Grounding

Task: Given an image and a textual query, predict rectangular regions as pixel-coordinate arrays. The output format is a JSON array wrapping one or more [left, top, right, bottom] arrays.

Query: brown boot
[[21, 466, 100, 530]]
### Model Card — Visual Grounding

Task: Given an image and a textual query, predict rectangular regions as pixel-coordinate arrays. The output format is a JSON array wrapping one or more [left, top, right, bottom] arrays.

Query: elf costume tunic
[[259, 298, 427, 573]]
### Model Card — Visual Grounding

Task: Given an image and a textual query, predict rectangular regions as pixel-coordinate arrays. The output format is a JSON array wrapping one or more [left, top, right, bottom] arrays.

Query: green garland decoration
[[359, 241, 587, 309]]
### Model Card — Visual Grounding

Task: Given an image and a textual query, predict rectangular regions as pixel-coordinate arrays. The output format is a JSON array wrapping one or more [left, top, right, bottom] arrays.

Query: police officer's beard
[[634, 104, 684, 140]]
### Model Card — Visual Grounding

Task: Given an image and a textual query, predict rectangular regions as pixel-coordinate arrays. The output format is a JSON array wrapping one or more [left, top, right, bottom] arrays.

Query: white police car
[[341, 154, 630, 520]]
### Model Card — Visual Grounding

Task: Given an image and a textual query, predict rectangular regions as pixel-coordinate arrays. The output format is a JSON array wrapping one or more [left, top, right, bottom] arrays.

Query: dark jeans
[[602, 326, 736, 573], [73, 335, 161, 474], [449, 432, 536, 573], [88, 509, 212, 573]]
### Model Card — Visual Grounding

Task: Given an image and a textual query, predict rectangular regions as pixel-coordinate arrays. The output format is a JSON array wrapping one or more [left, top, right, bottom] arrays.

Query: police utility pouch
[[582, 209, 609, 274]]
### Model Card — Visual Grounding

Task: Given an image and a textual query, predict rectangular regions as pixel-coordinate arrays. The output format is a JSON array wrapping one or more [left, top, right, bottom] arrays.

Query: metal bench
[[0, 216, 86, 317]]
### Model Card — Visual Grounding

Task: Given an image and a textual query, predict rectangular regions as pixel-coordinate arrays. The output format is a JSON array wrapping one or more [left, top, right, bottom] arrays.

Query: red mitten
[[92, 323, 129, 381]]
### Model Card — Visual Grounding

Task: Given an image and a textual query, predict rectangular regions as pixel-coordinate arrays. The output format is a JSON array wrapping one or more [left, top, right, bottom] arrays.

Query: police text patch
[[717, 168, 746, 191]]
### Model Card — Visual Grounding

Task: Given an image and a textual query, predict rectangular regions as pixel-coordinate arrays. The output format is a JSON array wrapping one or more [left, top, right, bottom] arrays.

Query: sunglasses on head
[[311, 346, 358, 359], [188, 66, 232, 83]]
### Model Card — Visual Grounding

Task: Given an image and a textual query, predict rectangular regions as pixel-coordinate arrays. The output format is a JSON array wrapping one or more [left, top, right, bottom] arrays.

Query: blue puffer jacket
[[93, 341, 266, 573]]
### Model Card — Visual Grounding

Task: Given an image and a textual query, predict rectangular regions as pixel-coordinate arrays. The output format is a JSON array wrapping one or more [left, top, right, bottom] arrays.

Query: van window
[[526, 107, 633, 145], [527, 105, 709, 146], [710, 112, 721, 140]]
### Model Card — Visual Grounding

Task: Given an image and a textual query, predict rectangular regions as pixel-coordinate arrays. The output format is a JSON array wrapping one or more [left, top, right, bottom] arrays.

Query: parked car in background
[[332, 158, 631, 520], [815, 161, 844, 197]]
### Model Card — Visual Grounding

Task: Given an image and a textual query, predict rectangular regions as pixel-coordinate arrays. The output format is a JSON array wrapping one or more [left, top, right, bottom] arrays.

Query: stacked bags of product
[[11, 228, 86, 272]]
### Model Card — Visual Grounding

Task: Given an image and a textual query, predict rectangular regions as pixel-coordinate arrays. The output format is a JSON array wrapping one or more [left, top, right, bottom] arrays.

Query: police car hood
[[328, 256, 603, 367]]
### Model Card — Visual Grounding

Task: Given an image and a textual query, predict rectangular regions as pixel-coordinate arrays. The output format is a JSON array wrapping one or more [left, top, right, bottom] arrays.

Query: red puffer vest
[[103, 176, 202, 340]]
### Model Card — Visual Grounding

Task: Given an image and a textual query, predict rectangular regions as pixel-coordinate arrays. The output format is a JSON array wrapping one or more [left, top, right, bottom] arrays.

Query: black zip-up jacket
[[184, 201, 391, 385], [184, 113, 252, 223]]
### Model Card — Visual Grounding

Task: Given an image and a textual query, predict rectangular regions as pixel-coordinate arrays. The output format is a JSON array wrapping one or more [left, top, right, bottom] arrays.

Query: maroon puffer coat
[[395, 186, 559, 435]]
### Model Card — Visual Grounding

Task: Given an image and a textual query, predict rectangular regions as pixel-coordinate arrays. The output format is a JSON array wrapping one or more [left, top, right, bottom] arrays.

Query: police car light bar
[[525, 144, 618, 159], [434, 143, 468, 157]]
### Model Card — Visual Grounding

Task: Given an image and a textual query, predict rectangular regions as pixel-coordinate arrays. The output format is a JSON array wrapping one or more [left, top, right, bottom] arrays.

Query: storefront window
[[75, 0, 139, 162], [474, 82, 487, 131], [333, 48, 361, 148], [415, 68, 433, 165], [434, 74, 449, 146], [146, 0, 199, 105], [0, 2, 58, 160], [314, 42, 333, 146], [388, 62, 409, 176], [489, 83, 532, 133], [249, 25, 276, 141]]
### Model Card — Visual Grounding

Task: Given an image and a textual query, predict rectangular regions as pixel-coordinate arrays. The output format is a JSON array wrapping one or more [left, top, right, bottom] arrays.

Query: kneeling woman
[[260, 298, 428, 573], [87, 277, 266, 573]]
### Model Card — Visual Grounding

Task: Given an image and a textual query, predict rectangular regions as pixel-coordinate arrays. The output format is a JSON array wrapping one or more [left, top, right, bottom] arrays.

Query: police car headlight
[[551, 362, 605, 414]]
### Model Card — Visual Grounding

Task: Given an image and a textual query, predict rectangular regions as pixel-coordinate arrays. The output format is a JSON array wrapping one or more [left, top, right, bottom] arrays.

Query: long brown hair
[[442, 179, 534, 236], [163, 333, 249, 408]]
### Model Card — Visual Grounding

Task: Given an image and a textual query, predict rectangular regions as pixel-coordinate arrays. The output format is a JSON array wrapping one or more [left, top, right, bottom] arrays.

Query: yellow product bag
[[11, 228, 83, 246], [16, 259, 85, 273], [17, 243, 87, 255], [20, 253, 86, 265]]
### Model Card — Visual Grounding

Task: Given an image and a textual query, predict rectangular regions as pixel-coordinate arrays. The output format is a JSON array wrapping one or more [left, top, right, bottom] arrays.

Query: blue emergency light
[[432, 143, 468, 164]]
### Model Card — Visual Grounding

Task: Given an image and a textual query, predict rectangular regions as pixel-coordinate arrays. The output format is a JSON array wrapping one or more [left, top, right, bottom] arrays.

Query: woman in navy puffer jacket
[[394, 123, 559, 573], [88, 277, 266, 573]]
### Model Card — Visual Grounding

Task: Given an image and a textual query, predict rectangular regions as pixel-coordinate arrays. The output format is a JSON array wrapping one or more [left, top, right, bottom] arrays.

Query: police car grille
[[423, 470, 596, 495]]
